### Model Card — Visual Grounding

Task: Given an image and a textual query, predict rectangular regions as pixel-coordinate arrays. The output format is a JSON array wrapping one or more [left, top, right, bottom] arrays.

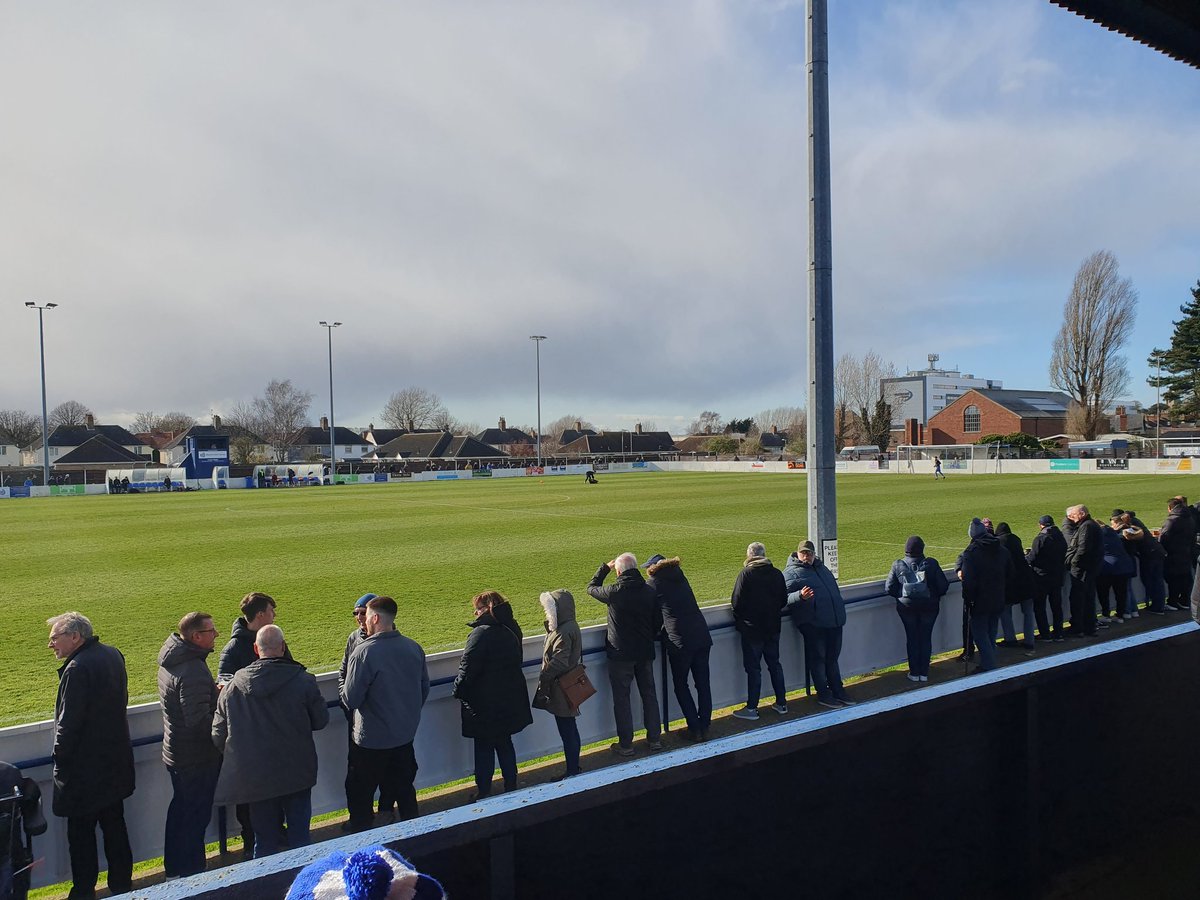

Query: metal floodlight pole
[[806, 0, 837, 566], [1155, 351, 1162, 458], [319, 321, 342, 480], [530, 335, 546, 467], [25, 301, 58, 487]]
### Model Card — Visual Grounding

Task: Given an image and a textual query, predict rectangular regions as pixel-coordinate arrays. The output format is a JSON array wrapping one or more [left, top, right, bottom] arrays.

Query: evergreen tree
[[1148, 280, 1200, 422]]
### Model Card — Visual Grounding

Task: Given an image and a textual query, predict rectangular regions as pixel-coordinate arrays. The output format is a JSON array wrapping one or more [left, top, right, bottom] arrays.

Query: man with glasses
[[157, 612, 221, 878], [47, 611, 134, 900], [338, 593, 376, 826]]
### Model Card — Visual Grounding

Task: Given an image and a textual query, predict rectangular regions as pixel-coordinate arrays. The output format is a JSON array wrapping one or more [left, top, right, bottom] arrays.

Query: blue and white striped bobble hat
[[286, 845, 445, 900]]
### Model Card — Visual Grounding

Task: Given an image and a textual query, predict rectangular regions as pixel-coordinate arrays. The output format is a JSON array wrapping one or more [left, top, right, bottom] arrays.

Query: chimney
[[771, 424, 779, 434], [85, 413, 95, 430], [320, 416, 329, 431], [499, 416, 506, 430], [635, 423, 643, 434], [369, 422, 374, 431], [212, 414, 222, 429], [575, 420, 582, 431], [360, 429, 368, 440]]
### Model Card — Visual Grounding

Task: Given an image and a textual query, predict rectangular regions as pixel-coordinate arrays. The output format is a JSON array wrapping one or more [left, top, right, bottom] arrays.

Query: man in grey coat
[[341, 596, 430, 830], [211, 624, 328, 858], [157, 611, 221, 878]]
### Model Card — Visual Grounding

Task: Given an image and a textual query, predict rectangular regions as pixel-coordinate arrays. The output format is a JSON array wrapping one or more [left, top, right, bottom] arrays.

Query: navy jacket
[[1026, 526, 1067, 582], [959, 534, 1013, 615], [884, 555, 950, 612], [647, 558, 712, 652], [731, 558, 788, 638], [782, 555, 847, 629]]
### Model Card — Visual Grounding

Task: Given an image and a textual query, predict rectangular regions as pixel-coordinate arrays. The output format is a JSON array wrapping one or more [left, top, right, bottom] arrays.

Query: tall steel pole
[[319, 321, 341, 480], [806, 0, 838, 573], [1153, 349, 1163, 457], [530, 335, 546, 466], [25, 301, 58, 487]]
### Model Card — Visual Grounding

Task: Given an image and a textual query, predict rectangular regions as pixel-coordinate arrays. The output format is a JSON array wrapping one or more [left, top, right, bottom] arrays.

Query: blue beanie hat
[[355, 593, 378, 609], [285, 845, 445, 900], [968, 517, 987, 540]]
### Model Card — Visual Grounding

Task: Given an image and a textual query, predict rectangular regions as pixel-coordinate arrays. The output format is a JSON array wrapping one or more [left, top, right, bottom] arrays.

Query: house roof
[[673, 435, 715, 454], [368, 432, 509, 459], [53, 435, 146, 466], [957, 389, 1075, 419], [757, 431, 788, 449], [558, 431, 678, 455], [558, 428, 597, 444], [474, 427, 535, 446], [291, 426, 368, 446], [162, 423, 265, 451], [30, 424, 146, 452]]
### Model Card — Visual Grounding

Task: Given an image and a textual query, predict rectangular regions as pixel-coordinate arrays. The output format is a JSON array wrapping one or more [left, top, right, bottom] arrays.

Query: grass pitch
[[1, 470, 1180, 725]]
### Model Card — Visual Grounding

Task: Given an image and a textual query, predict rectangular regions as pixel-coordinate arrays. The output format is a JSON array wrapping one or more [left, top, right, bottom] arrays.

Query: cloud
[[0, 0, 1195, 431]]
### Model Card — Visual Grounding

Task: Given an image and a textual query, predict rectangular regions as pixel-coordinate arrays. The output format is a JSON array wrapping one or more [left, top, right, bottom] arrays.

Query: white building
[[881, 354, 1002, 426]]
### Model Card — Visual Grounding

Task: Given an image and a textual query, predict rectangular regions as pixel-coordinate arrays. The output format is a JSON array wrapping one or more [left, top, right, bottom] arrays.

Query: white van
[[838, 445, 881, 461]]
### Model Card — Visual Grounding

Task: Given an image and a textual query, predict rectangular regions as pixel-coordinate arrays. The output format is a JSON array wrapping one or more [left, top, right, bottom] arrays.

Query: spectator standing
[[587, 553, 663, 756], [1063, 505, 1103, 636], [1159, 497, 1197, 611], [47, 612, 134, 900], [157, 612, 221, 878], [1096, 517, 1135, 622], [731, 542, 789, 718], [533, 589, 583, 777], [959, 518, 1013, 672], [340, 596, 430, 830], [337, 593, 377, 819], [995, 523, 1036, 652], [1125, 509, 1167, 615], [1027, 515, 1068, 641], [884, 536, 950, 682], [645, 554, 713, 742], [217, 591, 285, 856], [451, 592, 533, 798], [783, 541, 854, 708], [212, 624, 328, 858]]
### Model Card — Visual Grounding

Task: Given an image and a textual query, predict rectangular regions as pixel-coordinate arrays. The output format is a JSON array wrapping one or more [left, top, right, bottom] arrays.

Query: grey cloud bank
[[1, 1, 1196, 432]]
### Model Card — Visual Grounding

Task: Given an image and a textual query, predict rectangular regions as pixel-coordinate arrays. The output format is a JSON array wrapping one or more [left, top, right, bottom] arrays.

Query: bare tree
[[0, 409, 41, 447], [1050, 250, 1137, 440], [381, 387, 447, 431], [687, 410, 723, 435], [430, 408, 477, 435], [751, 406, 806, 438], [49, 400, 93, 429], [131, 411, 197, 434], [231, 380, 313, 462], [833, 351, 896, 449]]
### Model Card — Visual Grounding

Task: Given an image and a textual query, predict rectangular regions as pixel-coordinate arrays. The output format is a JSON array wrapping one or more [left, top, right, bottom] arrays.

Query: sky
[[2, 1, 1197, 436]]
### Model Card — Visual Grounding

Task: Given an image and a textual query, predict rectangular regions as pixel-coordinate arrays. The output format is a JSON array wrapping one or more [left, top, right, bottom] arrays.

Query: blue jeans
[[739, 632, 786, 708], [796, 624, 846, 700], [163, 762, 219, 876], [896, 604, 938, 677], [970, 612, 1000, 671], [555, 716, 581, 776], [248, 789, 311, 858], [666, 643, 712, 733], [473, 736, 517, 796], [1001, 599, 1035, 647]]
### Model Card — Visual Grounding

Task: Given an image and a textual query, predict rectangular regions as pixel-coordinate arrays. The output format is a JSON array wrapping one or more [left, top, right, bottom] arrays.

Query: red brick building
[[925, 389, 1072, 445]]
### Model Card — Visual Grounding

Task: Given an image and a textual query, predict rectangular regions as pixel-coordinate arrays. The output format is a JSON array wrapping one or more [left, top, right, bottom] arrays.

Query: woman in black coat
[[451, 591, 533, 798]]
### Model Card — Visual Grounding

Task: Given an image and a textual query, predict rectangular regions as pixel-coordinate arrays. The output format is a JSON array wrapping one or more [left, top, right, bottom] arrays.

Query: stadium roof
[[1050, 0, 1200, 70]]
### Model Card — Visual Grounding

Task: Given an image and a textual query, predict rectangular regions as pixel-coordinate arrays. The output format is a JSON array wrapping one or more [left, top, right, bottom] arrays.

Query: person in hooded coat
[[532, 589, 583, 777], [884, 536, 950, 682], [995, 523, 1036, 651], [1096, 516, 1136, 622], [1027, 515, 1068, 641], [645, 554, 713, 741], [451, 592, 532, 798], [959, 518, 1014, 673]]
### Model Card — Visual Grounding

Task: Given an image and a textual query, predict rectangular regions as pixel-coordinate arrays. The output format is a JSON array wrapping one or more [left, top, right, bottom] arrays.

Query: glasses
[[196, 628, 219, 635]]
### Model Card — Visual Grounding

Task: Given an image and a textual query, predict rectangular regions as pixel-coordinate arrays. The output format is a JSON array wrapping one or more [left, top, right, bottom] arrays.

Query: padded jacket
[[452, 606, 533, 740], [588, 564, 661, 661], [157, 633, 220, 770], [783, 554, 846, 629]]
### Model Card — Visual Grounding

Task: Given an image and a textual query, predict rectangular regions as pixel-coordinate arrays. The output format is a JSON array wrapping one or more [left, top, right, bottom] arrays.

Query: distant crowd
[[38, 494, 1200, 897]]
